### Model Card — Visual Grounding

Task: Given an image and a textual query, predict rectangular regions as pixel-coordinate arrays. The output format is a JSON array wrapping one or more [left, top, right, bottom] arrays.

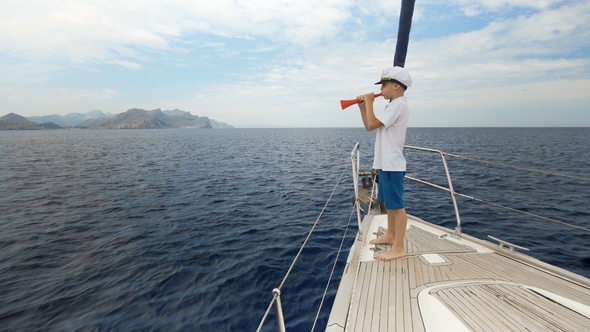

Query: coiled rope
[[256, 161, 351, 332]]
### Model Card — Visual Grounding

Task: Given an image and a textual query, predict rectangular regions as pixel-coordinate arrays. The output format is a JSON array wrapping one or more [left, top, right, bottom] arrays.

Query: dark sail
[[393, 0, 416, 68]]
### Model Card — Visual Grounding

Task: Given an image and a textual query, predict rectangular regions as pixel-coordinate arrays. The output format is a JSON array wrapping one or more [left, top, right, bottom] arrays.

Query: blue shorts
[[377, 170, 405, 210]]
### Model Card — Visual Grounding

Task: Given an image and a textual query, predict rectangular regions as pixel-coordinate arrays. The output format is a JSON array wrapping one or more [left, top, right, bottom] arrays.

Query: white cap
[[374, 66, 412, 89]]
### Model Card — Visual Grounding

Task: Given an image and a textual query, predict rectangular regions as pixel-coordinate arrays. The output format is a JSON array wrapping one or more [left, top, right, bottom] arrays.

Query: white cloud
[[410, 80, 590, 127], [113, 60, 143, 71], [1, 86, 122, 117], [409, 1, 590, 84], [461, 5, 482, 17], [0, 2, 168, 67], [415, 79, 590, 109], [1, 0, 588, 127], [356, 0, 402, 16], [185, 1, 590, 127], [0, 0, 354, 65], [50, 88, 120, 101], [0, 60, 60, 85], [453, 0, 565, 13]]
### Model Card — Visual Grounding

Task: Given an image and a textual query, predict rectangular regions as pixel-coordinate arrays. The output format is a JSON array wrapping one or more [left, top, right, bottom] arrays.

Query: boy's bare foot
[[375, 248, 406, 261], [369, 236, 395, 245]]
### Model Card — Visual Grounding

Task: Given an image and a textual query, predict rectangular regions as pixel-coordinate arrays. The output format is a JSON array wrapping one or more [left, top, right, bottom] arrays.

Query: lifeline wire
[[444, 153, 590, 182], [311, 206, 355, 332], [454, 191, 590, 233], [278, 161, 350, 290], [440, 152, 590, 232], [257, 161, 350, 331]]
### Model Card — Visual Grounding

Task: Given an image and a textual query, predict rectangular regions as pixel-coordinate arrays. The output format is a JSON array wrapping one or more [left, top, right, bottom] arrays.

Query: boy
[[357, 66, 412, 261]]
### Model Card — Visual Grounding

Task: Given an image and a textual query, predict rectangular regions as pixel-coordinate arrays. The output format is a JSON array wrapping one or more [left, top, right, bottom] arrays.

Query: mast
[[393, 0, 416, 68]]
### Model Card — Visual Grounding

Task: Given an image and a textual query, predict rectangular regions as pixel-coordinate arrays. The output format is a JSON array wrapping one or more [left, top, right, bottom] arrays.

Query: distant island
[[0, 109, 233, 130]]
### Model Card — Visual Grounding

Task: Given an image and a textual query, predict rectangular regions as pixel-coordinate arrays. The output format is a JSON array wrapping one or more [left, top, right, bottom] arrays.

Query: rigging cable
[[453, 191, 590, 233], [405, 149, 590, 233], [257, 161, 351, 332], [442, 152, 590, 232], [311, 206, 355, 332], [444, 153, 590, 182]]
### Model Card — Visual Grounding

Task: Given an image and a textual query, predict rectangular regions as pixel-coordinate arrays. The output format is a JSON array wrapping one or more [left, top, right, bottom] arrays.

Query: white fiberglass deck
[[327, 214, 590, 332]]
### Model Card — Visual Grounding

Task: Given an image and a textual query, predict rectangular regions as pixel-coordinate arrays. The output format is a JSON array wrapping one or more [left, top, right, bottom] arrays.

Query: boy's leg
[[369, 218, 395, 245], [375, 208, 407, 261], [370, 170, 405, 248]]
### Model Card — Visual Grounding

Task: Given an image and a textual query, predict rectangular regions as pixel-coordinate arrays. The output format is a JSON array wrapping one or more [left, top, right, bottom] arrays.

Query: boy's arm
[[358, 93, 384, 131]]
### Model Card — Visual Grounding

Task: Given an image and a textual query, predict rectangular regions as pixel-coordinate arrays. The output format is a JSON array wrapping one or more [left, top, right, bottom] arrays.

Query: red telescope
[[340, 93, 382, 110]]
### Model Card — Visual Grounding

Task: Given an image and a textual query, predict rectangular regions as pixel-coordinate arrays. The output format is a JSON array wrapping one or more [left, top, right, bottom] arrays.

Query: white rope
[[311, 206, 355, 332]]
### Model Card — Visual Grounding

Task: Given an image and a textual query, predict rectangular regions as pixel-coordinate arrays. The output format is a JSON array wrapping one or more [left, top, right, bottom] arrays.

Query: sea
[[1, 127, 589, 332]]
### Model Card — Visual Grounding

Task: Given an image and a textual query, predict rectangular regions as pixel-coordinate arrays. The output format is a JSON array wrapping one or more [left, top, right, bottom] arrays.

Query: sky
[[1, 0, 589, 128]]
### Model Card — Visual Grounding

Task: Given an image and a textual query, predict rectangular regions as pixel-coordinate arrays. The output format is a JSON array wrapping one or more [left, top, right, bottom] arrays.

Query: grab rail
[[352, 144, 590, 237], [350, 143, 363, 233], [405, 146, 590, 234], [351, 144, 464, 237], [261, 143, 589, 332], [403, 145, 463, 236]]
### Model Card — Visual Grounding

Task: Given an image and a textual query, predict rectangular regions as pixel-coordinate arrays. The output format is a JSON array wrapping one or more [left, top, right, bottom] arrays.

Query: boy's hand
[[356, 94, 366, 111], [356, 92, 375, 103], [357, 92, 380, 131], [359, 93, 375, 104]]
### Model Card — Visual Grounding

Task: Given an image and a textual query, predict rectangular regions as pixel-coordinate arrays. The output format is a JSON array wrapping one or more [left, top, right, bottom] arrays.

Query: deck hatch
[[431, 283, 590, 331], [421, 254, 446, 264]]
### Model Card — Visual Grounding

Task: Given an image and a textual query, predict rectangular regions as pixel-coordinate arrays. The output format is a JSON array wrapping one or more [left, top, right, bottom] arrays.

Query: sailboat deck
[[373, 225, 477, 257], [338, 216, 590, 332]]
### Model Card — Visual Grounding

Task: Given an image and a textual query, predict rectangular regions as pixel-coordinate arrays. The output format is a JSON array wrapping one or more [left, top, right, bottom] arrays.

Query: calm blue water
[[1, 128, 589, 331]]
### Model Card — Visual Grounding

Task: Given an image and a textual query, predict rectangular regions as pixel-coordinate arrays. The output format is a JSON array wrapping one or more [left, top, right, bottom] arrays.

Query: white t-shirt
[[373, 96, 409, 171]]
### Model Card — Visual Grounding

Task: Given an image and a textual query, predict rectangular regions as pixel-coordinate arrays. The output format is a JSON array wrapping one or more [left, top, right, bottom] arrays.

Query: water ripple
[[0, 128, 588, 331]]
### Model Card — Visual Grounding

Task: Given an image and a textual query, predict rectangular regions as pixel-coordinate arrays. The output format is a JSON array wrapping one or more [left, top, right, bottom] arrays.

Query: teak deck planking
[[344, 224, 590, 332]]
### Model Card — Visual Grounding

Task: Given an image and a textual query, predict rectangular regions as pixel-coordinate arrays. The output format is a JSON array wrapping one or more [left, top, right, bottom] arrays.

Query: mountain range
[[0, 113, 61, 130], [27, 110, 114, 128], [0, 109, 233, 130]]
